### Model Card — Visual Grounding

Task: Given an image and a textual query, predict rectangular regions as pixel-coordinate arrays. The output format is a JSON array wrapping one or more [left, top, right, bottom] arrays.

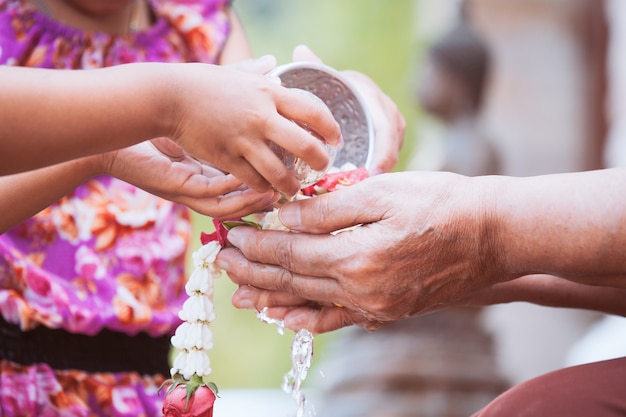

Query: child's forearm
[[0, 64, 171, 175], [0, 156, 104, 234]]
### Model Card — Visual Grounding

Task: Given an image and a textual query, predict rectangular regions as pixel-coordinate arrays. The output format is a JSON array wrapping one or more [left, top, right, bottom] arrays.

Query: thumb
[[292, 44, 323, 64], [278, 181, 380, 234], [227, 54, 277, 75]]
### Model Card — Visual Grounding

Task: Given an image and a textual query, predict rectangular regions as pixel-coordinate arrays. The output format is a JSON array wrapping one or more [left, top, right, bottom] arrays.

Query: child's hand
[[165, 61, 342, 198], [104, 139, 280, 219]]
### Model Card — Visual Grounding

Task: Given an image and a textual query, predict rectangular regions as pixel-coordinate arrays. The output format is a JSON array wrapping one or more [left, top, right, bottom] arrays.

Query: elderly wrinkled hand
[[216, 171, 504, 333]]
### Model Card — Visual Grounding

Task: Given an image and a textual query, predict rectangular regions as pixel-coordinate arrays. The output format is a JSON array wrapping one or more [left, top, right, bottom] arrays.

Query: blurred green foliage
[[190, 0, 427, 388]]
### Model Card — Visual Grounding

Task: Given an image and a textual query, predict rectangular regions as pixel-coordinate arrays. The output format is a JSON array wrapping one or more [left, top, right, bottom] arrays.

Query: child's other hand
[[103, 139, 280, 219]]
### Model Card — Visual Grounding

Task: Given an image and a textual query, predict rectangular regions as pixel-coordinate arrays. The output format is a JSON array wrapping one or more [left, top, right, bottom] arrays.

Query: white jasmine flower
[[185, 349, 212, 379], [170, 322, 191, 350], [179, 295, 215, 323], [192, 241, 221, 268], [184, 322, 214, 351], [185, 268, 213, 296], [261, 208, 290, 231], [171, 350, 187, 377], [172, 349, 207, 380]]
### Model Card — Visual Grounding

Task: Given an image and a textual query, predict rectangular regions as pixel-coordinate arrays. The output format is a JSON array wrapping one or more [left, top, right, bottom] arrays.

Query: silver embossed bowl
[[269, 62, 375, 173]]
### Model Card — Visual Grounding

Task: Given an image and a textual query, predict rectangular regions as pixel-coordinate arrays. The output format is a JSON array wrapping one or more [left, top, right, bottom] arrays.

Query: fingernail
[[284, 312, 306, 330], [233, 295, 255, 310], [267, 74, 282, 85], [278, 203, 301, 228], [263, 190, 280, 204], [258, 54, 276, 65], [226, 227, 245, 247], [214, 255, 229, 271], [330, 132, 343, 147]]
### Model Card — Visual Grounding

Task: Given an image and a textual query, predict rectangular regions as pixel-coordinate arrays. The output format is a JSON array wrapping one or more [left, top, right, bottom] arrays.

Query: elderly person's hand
[[217, 171, 504, 333], [217, 168, 626, 334], [292, 45, 406, 174]]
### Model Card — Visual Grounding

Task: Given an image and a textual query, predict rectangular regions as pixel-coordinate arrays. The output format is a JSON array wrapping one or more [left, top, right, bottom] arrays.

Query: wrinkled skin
[[217, 171, 504, 333], [217, 168, 626, 334]]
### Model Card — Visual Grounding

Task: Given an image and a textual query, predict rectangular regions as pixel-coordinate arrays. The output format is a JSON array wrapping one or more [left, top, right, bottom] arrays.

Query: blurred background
[[189, 0, 626, 416]]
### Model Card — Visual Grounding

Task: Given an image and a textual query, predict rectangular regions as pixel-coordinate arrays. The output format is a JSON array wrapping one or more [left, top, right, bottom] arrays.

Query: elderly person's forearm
[[492, 168, 626, 288]]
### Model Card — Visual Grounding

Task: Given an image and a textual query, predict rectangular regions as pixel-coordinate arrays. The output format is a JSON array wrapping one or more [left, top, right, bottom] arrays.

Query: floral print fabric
[[0, 361, 167, 417], [0, 0, 231, 415], [0, 0, 231, 68]]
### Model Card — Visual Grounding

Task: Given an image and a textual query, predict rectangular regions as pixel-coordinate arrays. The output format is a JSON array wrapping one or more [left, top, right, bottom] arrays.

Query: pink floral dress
[[0, 0, 231, 415]]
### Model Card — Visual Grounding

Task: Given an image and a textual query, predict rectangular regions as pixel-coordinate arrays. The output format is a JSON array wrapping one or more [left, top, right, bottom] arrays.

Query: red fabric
[[472, 356, 626, 417]]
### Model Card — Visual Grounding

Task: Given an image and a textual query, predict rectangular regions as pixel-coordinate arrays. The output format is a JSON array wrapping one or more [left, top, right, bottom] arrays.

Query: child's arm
[[0, 62, 341, 197], [0, 140, 280, 234]]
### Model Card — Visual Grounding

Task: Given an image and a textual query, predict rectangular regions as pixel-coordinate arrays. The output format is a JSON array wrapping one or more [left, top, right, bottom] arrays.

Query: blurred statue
[[417, 22, 499, 176]]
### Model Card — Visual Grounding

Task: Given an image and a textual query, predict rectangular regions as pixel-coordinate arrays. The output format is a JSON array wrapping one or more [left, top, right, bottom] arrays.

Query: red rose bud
[[199, 218, 231, 247], [162, 384, 216, 417], [200, 218, 261, 247], [301, 167, 369, 196]]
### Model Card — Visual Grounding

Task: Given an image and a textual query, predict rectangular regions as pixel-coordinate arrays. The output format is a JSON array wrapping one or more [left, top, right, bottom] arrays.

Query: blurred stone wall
[[467, 0, 608, 384], [469, 0, 606, 176]]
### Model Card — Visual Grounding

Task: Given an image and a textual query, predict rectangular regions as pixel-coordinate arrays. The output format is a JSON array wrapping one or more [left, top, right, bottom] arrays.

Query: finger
[[275, 180, 384, 233], [238, 127, 319, 196], [273, 87, 342, 147], [168, 169, 278, 217], [192, 188, 279, 219], [341, 70, 406, 173], [199, 163, 236, 179], [282, 305, 365, 333], [216, 246, 350, 305], [150, 137, 185, 160], [292, 44, 323, 64], [219, 229, 335, 277], [221, 155, 272, 193], [232, 285, 308, 311], [263, 115, 333, 172], [368, 97, 405, 173], [197, 168, 257, 193], [227, 54, 277, 75], [175, 162, 244, 196]]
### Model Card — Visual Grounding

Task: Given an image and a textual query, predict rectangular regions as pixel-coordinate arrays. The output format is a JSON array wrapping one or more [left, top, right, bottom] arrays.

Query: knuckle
[[255, 290, 273, 310], [365, 297, 393, 317], [266, 162, 292, 185], [309, 197, 339, 231], [272, 238, 296, 269], [362, 320, 385, 332], [274, 265, 296, 293]]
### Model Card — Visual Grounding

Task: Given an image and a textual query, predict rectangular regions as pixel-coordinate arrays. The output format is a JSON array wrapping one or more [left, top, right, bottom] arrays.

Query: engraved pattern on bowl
[[269, 62, 374, 169]]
